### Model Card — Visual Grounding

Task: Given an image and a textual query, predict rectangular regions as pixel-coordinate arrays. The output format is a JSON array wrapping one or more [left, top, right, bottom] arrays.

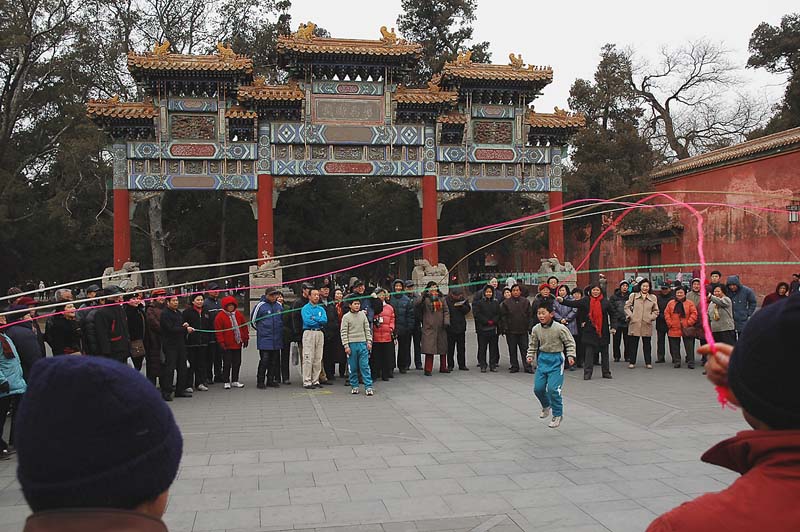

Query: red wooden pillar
[[257, 174, 275, 262], [548, 190, 565, 260], [113, 189, 131, 269], [422, 174, 438, 265]]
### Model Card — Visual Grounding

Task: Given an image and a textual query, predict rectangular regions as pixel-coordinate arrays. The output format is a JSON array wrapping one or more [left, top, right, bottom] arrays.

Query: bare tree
[[626, 39, 768, 160]]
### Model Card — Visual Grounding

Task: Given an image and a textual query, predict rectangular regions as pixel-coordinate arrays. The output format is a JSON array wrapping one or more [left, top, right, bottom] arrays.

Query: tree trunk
[[588, 215, 603, 285], [148, 194, 169, 287], [218, 193, 228, 277]]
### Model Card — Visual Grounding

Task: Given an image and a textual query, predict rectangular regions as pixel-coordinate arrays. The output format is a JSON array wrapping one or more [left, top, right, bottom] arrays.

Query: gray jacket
[[526, 321, 576, 360], [708, 295, 735, 333]]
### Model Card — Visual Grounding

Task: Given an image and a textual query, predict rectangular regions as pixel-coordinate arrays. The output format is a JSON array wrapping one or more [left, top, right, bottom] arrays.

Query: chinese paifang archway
[[87, 24, 585, 284]]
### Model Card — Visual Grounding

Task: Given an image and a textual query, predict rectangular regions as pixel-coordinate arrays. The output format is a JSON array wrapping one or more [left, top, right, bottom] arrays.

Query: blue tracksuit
[[348, 342, 372, 389], [534, 352, 566, 417]]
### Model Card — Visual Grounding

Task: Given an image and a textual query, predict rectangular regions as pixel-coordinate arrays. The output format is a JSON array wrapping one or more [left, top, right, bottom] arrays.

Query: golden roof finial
[[454, 50, 473, 66], [427, 74, 442, 92], [108, 94, 120, 104], [153, 40, 170, 56], [380, 26, 398, 45], [293, 22, 317, 41], [509, 53, 524, 69], [253, 75, 267, 87], [216, 42, 236, 60], [554, 106, 568, 117]]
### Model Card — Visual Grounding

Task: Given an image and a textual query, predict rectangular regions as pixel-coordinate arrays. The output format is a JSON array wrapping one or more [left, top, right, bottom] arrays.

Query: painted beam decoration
[[436, 146, 548, 164], [312, 81, 383, 95], [127, 142, 257, 160], [270, 123, 424, 145], [437, 175, 550, 192], [471, 104, 515, 119], [257, 124, 270, 173], [168, 98, 218, 112], [128, 174, 257, 190], [272, 160, 424, 176]]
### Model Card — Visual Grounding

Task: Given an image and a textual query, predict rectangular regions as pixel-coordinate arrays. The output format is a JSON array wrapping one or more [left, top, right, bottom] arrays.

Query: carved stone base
[[248, 259, 283, 303], [410, 259, 449, 294]]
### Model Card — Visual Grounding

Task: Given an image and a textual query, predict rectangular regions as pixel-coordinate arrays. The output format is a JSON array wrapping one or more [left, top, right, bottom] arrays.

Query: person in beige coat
[[624, 279, 659, 368], [415, 281, 451, 376]]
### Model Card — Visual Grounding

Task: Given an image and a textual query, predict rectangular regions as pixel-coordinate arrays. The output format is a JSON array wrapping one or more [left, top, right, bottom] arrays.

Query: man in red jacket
[[647, 293, 800, 531]]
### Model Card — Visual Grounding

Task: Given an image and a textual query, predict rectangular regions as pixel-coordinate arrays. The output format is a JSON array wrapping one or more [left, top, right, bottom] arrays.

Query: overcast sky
[[290, 1, 794, 112]]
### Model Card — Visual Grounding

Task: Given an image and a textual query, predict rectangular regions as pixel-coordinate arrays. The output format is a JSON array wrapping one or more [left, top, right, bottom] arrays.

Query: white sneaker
[[351, 388, 360, 394], [232, 382, 244, 388], [184, 387, 194, 394], [197, 384, 209, 391], [548, 416, 562, 428], [365, 388, 374, 396], [224, 382, 231, 390], [539, 407, 551, 419]]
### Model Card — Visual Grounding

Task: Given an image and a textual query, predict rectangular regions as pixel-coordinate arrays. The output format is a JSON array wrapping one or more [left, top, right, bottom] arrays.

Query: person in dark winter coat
[[144, 289, 166, 386], [762, 282, 789, 308], [80, 290, 107, 357], [44, 303, 82, 355], [559, 285, 615, 380], [725, 275, 757, 340], [277, 293, 292, 384], [499, 284, 533, 373], [531, 284, 556, 313], [251, 289, 283, 388], [203, 285, 223, 383], [407, 280, 423, 370], [472, 285, 501, 372], [445, 288, 471, 371], [655, 284, 674, 363], [94, 286, 130, 363], [552, 285, 577, 371], [415, 281, 450, 375], [647, 295, 800, 532], [609, 281, 630, 362], [160, 295, 193, 400], [291, 283, 313, 343], [390, 280, 414, 373], [320, 285, 340, 383], [183, 294, 211, 391], [123, 292, 146, 370]]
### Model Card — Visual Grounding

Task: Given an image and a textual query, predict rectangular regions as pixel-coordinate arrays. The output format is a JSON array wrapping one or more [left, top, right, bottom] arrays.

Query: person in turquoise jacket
[[0, 316, 27, 459], [301, 289, 328, 389]]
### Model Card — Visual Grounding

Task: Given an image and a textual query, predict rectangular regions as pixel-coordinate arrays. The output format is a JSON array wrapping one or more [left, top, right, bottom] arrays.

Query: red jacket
[[647, 430, 800, 531], [372, 302, 396, 343], [663, 299, 698, 337], [214, 296, 249, 350]]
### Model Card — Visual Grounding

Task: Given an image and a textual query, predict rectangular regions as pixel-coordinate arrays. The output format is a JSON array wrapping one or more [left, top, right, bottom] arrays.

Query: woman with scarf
[[664, 287, 699, 369], [558, 284, 615, 380], [0, 310, 27, 459], [44, 303, 82, 355], [214, 296, 249, 389], [415, 281, 450, 376]]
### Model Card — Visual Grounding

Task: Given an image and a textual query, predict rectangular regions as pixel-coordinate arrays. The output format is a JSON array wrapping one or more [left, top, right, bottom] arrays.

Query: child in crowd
[[526, 303, 576, 428], [340, 299, 374, 396]]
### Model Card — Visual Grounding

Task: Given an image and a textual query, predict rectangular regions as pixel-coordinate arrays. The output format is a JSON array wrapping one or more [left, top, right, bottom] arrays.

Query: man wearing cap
[[252, 288, 283, 388], [445, 287, 471, 371], [77, 284, 101, 323], [654, 283, 674, 363], [204, 283, 224, 383], [94, 285, 131, 363], [144, 288, 167, 386], [647, 295, 800, 531], [15, 356, 182, 532], [160, 294, 194, 400], [291, 282, 314, 346], [319, 283, 339, 383]]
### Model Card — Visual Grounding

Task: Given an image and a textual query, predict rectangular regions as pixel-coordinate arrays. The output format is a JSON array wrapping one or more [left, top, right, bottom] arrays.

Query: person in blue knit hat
[[15, 356, 183, 532]]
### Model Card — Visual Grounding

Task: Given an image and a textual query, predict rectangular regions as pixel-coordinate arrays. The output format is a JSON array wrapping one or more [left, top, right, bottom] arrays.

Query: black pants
[[584, 344, 610, 378], [322, 336, 338, 380], [447, 332, 466, 370], [656, 326, 668, 361], [130, 355, 144, 371], [161, 344, 188, 395], [627, 336, 652, 365], [280, 346, 291, 382], [412, 325, 422, 369], [668, 336, 696, 366], [208, 342, 223, 382], [396, 333, 412, 370], [506, 333, 530, 370], [186, 345, 207, 387], [612, 327, 628, 361], [257, 349, 281, 384], [476, 331, 500, 369], [573, 334, 583, 367], [222, 348, 242, 383], [713, 330, 737, 345], [0, 394, 21, 450], [371, 342, 395, 380]]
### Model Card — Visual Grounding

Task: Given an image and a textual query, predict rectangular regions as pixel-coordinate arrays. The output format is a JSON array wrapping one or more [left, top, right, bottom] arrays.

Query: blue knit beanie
[[728, 293, 800, 430], [15, 356, 183, 511]]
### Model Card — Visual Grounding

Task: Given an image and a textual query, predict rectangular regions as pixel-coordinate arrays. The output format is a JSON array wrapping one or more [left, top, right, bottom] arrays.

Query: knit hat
[[619, 280, 629, 287], [15, 296, 36, 307], [15, 356, 183, 511], [727, 294, 800, 429], [86, 284, 101, 293], [404, 280, 415, 288], [538, 283, 550, 292]]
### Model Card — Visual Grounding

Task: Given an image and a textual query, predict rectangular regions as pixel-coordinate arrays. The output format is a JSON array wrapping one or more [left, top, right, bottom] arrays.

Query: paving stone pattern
[[0, 331, 745, 532]]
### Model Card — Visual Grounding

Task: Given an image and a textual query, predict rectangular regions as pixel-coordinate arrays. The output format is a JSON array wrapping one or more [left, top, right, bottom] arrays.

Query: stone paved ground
[[0, 330, 745, 532]]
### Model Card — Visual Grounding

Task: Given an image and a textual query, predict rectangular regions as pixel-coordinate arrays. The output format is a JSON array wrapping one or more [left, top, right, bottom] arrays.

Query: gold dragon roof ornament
[[508, 53, 524, 69], [379, 26, 405, 45], [453, 50, 473, 66], [427, 73, 442, 92], [293, 22, 316, 41], [152, 40, 170, 56], [216, 42, 236, 61]]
